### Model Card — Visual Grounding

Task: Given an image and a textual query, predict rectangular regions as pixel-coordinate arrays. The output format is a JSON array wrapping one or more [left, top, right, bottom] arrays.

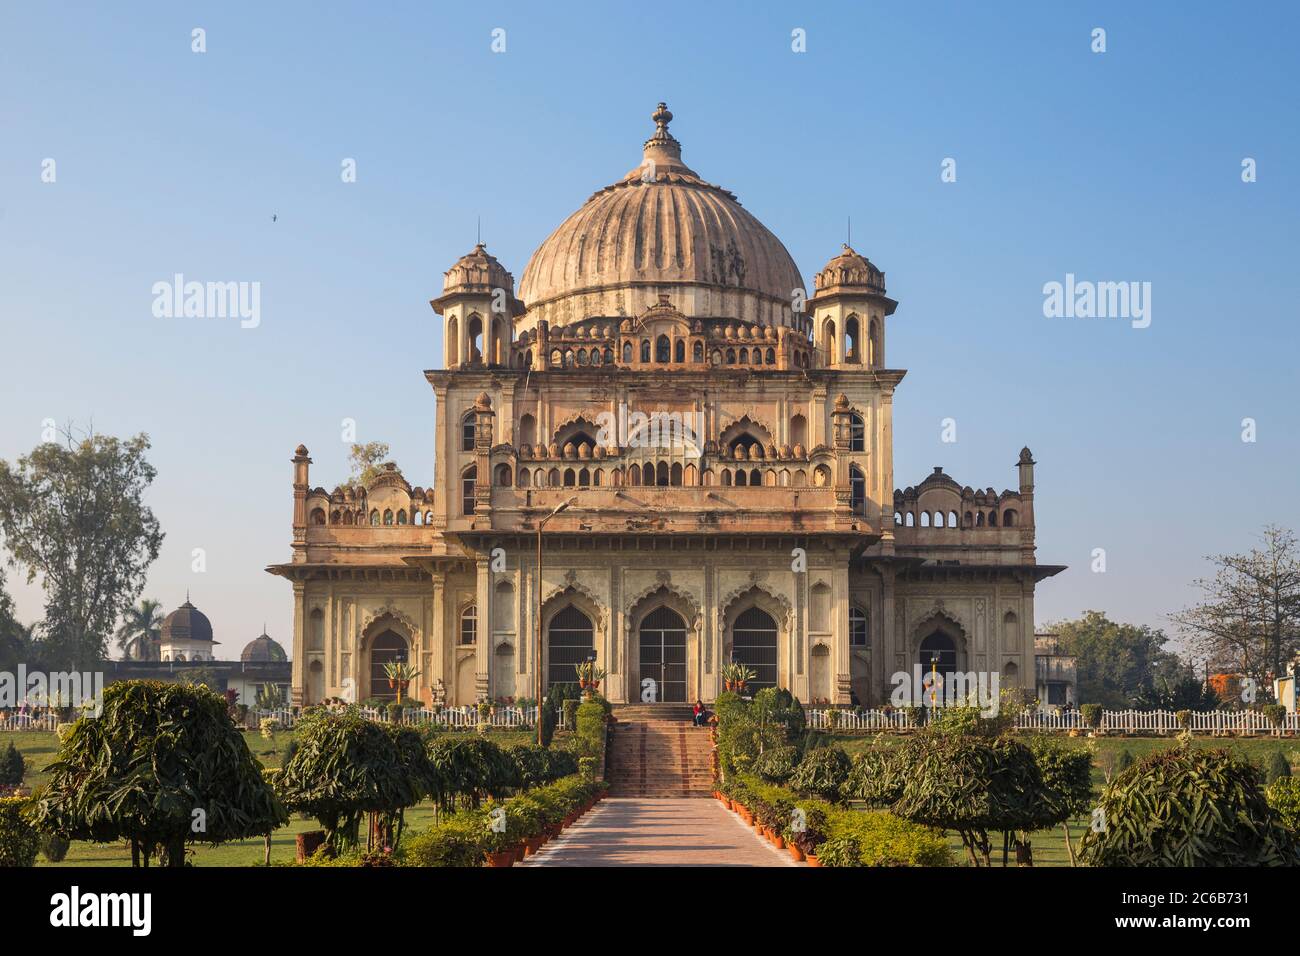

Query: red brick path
[[519, 797, 797, 867]]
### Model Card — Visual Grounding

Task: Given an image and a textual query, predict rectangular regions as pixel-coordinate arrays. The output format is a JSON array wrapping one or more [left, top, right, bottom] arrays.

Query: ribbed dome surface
[[161, 600, 214, 643], [241, 633, 287, 662], [518, 104, 803, 327]]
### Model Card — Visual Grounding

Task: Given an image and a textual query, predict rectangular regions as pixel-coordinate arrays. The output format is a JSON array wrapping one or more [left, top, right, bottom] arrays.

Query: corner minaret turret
[[808, 245, 898, 368], [431, 243, 524, 369]]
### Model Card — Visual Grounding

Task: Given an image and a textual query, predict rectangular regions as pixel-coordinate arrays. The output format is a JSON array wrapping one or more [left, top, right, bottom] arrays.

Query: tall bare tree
[[1171, 526, 1300, 689], [0, 427, 164, 668]]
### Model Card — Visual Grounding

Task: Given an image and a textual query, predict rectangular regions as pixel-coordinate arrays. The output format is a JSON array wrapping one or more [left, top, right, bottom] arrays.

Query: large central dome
[[517, 103, 804, 330]]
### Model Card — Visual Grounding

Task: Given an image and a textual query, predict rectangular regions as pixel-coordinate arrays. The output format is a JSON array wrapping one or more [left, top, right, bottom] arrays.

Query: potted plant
[[382, 660, 422, 707]]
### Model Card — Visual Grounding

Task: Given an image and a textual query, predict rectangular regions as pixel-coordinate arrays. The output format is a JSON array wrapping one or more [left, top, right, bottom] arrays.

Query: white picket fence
[[240, 704, 561, 732], [0, 713, 60, 732], [805, 706, 1300, 736]]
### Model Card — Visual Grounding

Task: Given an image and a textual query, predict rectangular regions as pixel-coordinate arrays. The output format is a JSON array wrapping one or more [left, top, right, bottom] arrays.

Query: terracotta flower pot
[[485, 851, 514, 868], [789, 844, 805, 862], [806, 854, 822, 867], [773, 835, 786, 850], [512, 843, 526, 863], [524, 837, 542, 855]]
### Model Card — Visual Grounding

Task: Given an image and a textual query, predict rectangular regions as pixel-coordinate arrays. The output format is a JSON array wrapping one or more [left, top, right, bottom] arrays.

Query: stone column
[[290, 580, 305, 707]]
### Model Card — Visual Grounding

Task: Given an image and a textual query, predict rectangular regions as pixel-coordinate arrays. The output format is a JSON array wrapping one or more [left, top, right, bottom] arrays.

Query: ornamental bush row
[[403, 774, 608, 867], [721, 774, 952, 867]]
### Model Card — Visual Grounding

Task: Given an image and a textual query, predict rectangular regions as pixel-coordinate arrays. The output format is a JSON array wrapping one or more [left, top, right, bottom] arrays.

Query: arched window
[[383, 509, 394, 525], [850, 606, 868, 646], [462, 414, 476, 451], [790, 414, 807, 448], [868, 318, 880, 366], [563, 468, 576, 487], [732, 607, 778, 690], [397, 509, 407, 525], [547, 605, 593, 692], [674, 339, 685, 362], [308, 608, 325, 651], [642, 462, 654, 486], [446, 315, 459, 366], [656, 335, 671, 362], [460, 606, 477, 645], [822, 319, 837, 365], [849, 413, 865, 452], [735, 469, 747, 487], [369, 630, 409, 701], [466, 315, 483, 364], [845, 315, 861, 363], [693, 341, 704, 362], [494, 463, 512, 486], [1003, 611, 1019, 648], [310, 507, 326, 525], [670, 462, 683, 486], [578, 467, 590, 487], [462, 466, 477, 515], [1003, 509, 1018, 526], [370, 509, 380, 526], [641, 340, 651, 363], [623, 342, 633, 363], [849, 465, 866, 513], [766, 348, 775, 364], [726, 348, 736, 364], [656, 461, 669, 486], [919, 631, 958, 695]]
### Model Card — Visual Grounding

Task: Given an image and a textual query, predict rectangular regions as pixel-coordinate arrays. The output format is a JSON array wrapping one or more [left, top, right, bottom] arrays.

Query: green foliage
[[276, 708, 420, 853], [0, 741, 25, 785], [575, 698, 609, 763], [1023, 736, 1094, 829], [1266, 749, 1292, 783], [753, 745, 799, 783], [39, 830, 71, 863], [788, 746, 851, 802], [1134, 676, 1221, 712], [890, 733, 1043, 865], [562, 698, 580, 732], [28, 680, 286, 866], [1050, 611, 1183, 709], [425, 736, 518, 812], [0, 796, 39, 866], [403, 774, 607, 866], [504, 744, 577, 790], [714, 688, 804, 779], [1081, 744, 1300, 866], [0, 429, 165, 668], [1266, 777, 1300, 832], [843, 747, 907, 808], [539, 696, 558, 749], [1079, 704, 1103, 728], [732, 775, 951, 867], [1263, 705, 1288, 728], [752, 687, 806, 741]]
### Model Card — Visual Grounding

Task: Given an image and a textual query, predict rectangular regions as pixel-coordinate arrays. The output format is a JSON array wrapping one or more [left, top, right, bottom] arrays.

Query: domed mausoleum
[[159, 598, 217, 662], [270, 103, 1062, 710]]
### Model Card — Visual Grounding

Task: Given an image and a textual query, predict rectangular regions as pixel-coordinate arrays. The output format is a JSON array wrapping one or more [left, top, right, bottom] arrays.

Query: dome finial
[[652, 101, 673, 131]]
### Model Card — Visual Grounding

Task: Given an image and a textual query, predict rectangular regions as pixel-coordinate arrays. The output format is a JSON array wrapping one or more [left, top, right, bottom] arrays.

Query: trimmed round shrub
[[1081, 745, 1300, 867], [1267, 750, 1292, 784], [1080, 704, 1103, 729], [404, 813, 488, 867], [789, 747, 851, 802], [39, 831, 71, 863], [753, 745, 800, 784], [0, 741, 25, 786]]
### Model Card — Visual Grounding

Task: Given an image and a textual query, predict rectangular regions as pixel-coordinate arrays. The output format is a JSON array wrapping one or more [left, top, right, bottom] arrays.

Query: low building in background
[[1034, 631, 1077, 708]]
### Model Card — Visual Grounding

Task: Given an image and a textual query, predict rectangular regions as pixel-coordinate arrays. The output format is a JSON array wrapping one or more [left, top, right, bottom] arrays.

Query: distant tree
[[114, 598, 163, 660], [1171, 526, 1300, 690], [0, 741, 25, 786], [1050, 611, 1181, 709], [29, 680, 286, 867], [346, 441, 392, 490], [1132, 673, 1221, 712], [0, 428, 164, 668]]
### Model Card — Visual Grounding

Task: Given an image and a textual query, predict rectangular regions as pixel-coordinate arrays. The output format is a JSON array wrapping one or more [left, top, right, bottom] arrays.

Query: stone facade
[[268, 103, 1063, 709]]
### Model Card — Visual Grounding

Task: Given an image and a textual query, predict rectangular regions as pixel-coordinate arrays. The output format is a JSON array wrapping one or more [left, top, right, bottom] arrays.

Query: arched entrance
[[732, 607, 778, 691], [369, 629, 409, 701], [547, 605, 593, 692], [638, 606, 687, 703], [918, 630, 957, 707]]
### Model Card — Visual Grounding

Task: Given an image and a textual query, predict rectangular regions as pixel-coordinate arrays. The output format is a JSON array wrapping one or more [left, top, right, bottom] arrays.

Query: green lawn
[[7, 727, 561, 867]]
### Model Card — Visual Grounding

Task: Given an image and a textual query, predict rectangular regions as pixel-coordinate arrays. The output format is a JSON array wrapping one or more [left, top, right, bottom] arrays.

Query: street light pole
[[536, 496, 577, 745]]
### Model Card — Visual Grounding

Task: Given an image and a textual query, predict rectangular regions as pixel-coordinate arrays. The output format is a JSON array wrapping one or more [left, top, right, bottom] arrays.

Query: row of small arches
[[312, 508, 436, 526], [895, 509, 1019, 528], [506, 463, 836, 490]]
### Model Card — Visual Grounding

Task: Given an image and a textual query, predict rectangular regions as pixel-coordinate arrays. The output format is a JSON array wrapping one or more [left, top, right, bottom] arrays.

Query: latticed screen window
[[462, 418, 476, 451], [850, 606, 868, 646], [732, 606, 778, 690], [460, 606, 477, 645], [547, 605, 593, 691]]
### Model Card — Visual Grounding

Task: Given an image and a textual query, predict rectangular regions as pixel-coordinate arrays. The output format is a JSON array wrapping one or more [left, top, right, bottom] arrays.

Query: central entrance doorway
[[639, 606, 687, 703]]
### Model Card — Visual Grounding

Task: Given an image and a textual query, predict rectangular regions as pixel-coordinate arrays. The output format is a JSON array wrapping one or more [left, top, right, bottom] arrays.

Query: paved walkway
[[519, 797, 797, 867]]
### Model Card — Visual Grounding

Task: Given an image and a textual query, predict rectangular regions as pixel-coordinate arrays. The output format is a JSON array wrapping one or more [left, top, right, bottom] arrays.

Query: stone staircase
[[606, 706, 714, 798]]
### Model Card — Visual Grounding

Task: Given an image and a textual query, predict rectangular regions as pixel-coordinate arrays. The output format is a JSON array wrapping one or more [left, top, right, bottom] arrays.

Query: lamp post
[[536, 496, 577, 745]]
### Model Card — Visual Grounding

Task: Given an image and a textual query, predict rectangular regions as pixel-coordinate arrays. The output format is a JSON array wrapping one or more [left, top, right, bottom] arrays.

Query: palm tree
[[115, 599, 163, 660]]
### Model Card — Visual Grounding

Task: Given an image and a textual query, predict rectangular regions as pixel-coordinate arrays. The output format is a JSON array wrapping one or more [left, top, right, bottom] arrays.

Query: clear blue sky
[[2, 1, 1297, 659]]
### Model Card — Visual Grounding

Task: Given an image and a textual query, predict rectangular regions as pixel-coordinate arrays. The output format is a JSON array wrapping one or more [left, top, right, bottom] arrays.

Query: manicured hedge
[[403, 774, 608, 867], [724, 775, 952, 867]]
